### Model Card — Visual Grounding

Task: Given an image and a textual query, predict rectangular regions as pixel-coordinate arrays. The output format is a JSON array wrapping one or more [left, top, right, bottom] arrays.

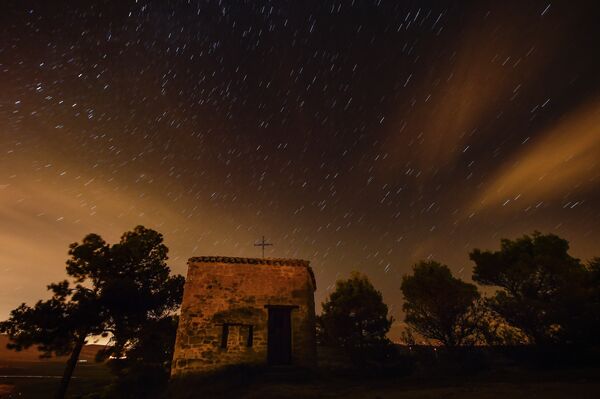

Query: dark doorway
[[267, 307, 292, 365]]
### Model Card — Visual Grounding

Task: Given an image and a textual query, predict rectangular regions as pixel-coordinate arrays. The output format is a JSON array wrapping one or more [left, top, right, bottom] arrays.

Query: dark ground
[[0, 361, 112, 398], [1, 361, 600, 399], [242, 369, 600, 399]]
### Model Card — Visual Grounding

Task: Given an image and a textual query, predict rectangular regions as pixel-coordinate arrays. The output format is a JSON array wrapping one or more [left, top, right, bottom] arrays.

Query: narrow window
[[221, 324, 229, 348], [247, 325, 254, 347]]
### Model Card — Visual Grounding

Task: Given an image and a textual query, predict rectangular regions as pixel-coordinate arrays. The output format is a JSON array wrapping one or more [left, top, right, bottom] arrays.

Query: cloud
[[0, 169, 193, 318], [382, 6, 560, 172], [471, 101, 600, 212]]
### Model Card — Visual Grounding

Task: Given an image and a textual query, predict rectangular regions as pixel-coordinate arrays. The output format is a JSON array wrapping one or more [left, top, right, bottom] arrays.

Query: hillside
[[0, 335, 105, 364]]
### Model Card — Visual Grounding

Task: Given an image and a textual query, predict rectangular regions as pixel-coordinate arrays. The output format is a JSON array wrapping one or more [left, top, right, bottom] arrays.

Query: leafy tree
[[318, 272, 393, 363], [0, 226, 184, 399], [401, 261, 480, 347], [470, 232, 589, 345]]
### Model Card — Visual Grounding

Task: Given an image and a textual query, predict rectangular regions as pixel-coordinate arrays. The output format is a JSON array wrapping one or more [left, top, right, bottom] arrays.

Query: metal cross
[[254, 235, 273, 258]]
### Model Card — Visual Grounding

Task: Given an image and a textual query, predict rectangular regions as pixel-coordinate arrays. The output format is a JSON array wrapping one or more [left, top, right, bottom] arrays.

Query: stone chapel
[[171, 256, 317, 375]]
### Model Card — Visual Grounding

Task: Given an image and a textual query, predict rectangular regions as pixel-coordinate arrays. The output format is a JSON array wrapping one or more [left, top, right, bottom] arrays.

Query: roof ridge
[[188, 256, 310, 267]]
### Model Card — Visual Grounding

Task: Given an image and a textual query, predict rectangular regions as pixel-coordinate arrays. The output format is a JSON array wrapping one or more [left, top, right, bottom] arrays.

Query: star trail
[[1, 1, 599, 340]]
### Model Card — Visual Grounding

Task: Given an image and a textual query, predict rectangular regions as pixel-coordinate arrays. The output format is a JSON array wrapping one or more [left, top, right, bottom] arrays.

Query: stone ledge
[[187, 256, 316, 291]]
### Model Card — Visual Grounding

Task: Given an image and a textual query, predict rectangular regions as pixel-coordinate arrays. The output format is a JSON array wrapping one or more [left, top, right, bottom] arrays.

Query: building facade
[[171, 256, 317, 375]]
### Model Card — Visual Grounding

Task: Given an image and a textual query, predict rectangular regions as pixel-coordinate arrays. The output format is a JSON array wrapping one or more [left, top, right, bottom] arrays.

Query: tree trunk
[[54, 332, 86, 399]]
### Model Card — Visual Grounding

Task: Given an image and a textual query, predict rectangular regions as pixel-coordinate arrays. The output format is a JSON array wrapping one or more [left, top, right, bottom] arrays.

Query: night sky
[[1, 1, 599, 340]]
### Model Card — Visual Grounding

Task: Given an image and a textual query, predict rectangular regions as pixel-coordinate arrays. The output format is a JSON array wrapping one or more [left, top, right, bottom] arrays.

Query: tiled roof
[[188, 256, 310, 267]]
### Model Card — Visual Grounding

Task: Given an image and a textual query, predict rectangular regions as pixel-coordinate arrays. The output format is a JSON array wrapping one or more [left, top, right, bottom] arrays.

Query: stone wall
[[171, 257, 317, 376]]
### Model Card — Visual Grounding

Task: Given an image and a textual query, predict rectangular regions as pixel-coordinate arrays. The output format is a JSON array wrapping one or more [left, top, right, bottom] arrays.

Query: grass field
[[0, 335, 111, 398]]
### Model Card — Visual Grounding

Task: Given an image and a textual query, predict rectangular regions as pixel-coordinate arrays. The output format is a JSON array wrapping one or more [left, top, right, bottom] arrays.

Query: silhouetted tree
[[0, 281, 103, 398], [0, 226, 184, 399], [468, 300, 530, 346], [104, 315, 180, 398], [401, 261, 480, 347], [588, 258, 600, 281], [318, 272, 393, 363], [580, 257, 600, 345], [470, 232, 589, 345]]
